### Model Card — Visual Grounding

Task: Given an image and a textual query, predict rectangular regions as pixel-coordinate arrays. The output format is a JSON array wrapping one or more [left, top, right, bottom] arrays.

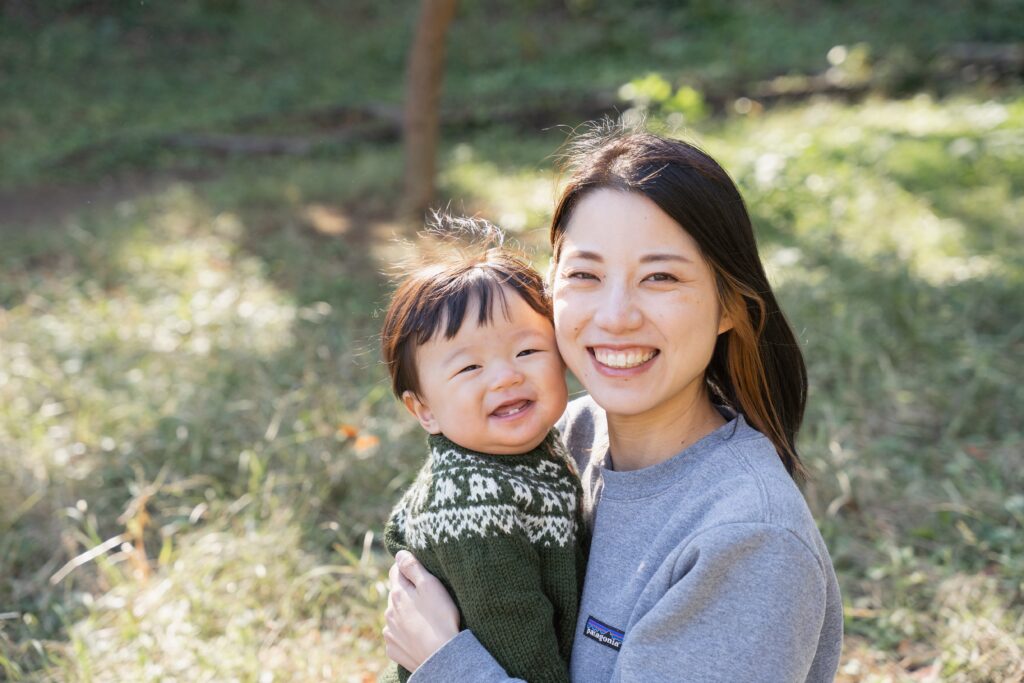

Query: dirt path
[[0, 170, 216, 231]]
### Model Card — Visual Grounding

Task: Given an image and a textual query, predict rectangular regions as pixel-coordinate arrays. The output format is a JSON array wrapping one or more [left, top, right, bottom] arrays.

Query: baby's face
[[403, 288, 568, 455]]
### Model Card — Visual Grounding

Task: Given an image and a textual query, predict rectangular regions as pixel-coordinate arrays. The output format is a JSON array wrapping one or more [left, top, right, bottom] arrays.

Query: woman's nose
[[593, 284, 643, 332]]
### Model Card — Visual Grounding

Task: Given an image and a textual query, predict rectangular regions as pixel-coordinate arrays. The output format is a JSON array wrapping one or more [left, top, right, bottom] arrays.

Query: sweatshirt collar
[[595, 413, 760, 500]]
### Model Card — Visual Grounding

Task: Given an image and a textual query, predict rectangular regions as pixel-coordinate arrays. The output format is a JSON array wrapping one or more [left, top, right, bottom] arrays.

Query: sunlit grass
[[707, 96, 1024, 683], [0, 167, 422, 679], [2, 90, 1023, 681], [441, 148, 556, 234], [50, 510, 391, 683], [708, 97, 1024, 280]]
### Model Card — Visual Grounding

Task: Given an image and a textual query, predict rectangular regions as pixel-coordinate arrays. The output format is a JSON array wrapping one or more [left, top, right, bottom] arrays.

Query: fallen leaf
[[354, 434, 380, 453], [337, 424, 359, 439]]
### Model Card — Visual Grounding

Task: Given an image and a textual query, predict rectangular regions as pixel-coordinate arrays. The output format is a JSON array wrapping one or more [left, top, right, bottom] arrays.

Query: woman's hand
[[383, 550, 461, 671]]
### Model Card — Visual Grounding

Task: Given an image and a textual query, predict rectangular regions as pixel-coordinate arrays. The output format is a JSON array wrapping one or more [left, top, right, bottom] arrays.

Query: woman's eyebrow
[[563, 249, 603, 262], [564, 250, 692, 264], [640, 253, 693, 264]]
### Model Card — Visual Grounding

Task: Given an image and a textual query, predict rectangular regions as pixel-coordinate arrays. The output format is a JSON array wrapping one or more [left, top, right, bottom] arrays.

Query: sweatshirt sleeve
[[421, 532, 571, 683], [409, 630, 526, 683], [612, 522, 828, 683]]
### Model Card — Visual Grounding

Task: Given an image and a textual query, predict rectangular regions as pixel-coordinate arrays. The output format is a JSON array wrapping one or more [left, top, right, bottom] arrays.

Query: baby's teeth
[[496, 402, 523, 416]]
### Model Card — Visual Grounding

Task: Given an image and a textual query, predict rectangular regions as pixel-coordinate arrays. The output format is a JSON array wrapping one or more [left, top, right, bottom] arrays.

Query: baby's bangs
[[414, 268, 513, 345]]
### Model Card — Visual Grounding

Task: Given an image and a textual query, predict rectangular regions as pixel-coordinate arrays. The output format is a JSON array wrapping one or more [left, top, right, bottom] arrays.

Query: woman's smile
[[381, 129, 838, 681], [588, 346, 659, 373], [552, 188, 729, 421]]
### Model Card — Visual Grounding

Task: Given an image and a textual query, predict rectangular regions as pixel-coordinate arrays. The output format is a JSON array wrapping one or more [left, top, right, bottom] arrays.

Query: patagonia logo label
[[584, 615, 624, 651]]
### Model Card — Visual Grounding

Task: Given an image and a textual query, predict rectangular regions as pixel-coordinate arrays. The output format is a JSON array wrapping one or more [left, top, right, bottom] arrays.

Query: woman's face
[[551, 189, 731, 421]]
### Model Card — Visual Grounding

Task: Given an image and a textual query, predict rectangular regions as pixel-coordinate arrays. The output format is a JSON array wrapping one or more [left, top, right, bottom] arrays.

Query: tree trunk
[[400, 0, 459, 221]]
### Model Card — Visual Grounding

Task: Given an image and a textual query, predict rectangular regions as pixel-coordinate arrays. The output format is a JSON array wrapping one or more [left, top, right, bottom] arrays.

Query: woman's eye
[[565, 270, 598, 281], [645, 272, 678, 283]]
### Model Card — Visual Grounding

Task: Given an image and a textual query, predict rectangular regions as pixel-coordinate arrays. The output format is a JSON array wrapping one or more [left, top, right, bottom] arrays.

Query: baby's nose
[[489, 363, 524, 391]]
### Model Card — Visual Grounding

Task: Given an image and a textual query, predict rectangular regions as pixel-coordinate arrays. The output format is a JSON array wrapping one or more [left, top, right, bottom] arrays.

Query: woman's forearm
[[410, 630, 527, 683]]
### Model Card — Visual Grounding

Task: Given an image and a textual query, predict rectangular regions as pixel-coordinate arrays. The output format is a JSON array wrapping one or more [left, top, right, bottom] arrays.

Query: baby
[[379, 228, 585, 683]]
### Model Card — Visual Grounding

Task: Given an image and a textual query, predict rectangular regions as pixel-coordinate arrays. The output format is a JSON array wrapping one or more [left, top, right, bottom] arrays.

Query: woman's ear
[[402, 390, 441, 434], [717, 307, 734, 335], [717, 291, 738, 335]]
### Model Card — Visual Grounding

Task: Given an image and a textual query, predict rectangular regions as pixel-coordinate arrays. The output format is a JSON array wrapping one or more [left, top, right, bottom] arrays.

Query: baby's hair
[[381, 214, 550, 399]]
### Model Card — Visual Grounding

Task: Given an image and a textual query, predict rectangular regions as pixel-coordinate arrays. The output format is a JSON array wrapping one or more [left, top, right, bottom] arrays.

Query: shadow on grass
[[0, 155, 432, 676], [775, 237, 1024, 657], [3, 114, 1023, 679]]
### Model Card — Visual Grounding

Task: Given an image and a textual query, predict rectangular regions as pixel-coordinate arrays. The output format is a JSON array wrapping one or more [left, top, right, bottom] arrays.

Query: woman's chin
[[585, 387, 656, 418]]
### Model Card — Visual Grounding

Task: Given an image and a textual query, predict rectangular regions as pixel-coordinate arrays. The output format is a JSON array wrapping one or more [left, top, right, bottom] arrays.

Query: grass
[[2, 1, 1024, 681], [2, 0, 1023, 186], [0, 177, 409, 681], [705, 97, 1024, 681]]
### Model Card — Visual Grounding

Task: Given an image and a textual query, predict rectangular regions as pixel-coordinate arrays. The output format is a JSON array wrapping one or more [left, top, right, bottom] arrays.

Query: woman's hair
[[380, 217, 550, 400], [550, 123, 809, 481]]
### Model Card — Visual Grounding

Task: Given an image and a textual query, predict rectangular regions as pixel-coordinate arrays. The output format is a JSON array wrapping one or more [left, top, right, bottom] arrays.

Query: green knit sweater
[[381, 430, 586, 683]]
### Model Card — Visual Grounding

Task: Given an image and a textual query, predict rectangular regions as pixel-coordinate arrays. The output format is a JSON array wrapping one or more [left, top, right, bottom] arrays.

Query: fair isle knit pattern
[[382, 430, 586, 683], [393, 440, 580, 549]]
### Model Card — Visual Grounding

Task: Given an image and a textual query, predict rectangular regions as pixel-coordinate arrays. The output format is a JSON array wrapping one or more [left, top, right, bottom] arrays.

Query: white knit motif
[[539, 487, 563, 513], [467, 473, 500, 502], [434, 476, 460, 506], [509, 479, 534, 506], [397, 442, 580, 548], [390, 466, 430, 539], [404, 504, 577, 548]]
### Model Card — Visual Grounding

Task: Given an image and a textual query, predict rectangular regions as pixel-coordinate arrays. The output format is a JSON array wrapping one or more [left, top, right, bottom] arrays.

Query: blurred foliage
[[1, 0, 1024, 680], [2, 0, 1023, 186], [619, 73, 708, 126]]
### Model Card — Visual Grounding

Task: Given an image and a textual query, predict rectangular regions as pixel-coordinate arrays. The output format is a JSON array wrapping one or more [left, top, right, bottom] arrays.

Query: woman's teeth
[[593, 348, 657, 369], [493, 400, 530, 417]]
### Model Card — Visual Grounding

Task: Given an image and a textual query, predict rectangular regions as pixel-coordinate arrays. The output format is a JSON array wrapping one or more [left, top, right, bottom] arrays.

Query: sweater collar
[[427, 431, 557, 464]]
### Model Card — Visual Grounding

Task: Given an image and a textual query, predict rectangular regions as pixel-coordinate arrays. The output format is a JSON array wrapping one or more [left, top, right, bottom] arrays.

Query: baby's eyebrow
[[441, 345, 472, 366], [512, 328, 548, 342]]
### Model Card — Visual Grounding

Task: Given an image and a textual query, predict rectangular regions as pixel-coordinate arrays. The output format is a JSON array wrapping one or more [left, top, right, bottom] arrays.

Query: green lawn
[[2, 2, 1023, 681]]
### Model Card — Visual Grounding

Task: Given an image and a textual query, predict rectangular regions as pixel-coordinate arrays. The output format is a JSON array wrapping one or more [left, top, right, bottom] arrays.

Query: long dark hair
[[551, 124, 809, 481]]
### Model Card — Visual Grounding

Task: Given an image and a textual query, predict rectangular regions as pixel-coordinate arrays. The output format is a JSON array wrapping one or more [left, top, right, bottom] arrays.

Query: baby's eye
[[644, 272, 678, 283], [457, 364, 481, 375], [517, 348, 541, 357]]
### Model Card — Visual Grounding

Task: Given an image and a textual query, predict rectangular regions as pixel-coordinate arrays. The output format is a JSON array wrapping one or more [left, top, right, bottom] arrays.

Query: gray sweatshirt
[[409, 396, 843, 682]]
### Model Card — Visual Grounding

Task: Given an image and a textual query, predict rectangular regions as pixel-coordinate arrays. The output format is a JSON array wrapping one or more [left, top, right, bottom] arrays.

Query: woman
[[382, 126, 843, 682]]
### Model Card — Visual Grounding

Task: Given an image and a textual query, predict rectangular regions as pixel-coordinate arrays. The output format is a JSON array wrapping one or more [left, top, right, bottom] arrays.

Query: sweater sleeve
[[422, 531, 571, 683], [611, 522, 828, 683]]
